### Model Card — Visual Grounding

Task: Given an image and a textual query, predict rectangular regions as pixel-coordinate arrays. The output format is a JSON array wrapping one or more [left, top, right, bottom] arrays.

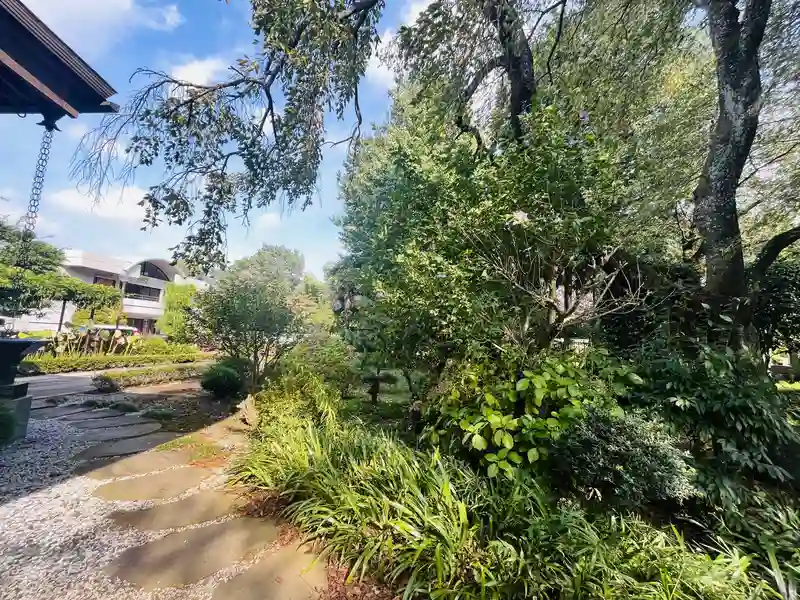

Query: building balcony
[[122, 295, 164, 318]]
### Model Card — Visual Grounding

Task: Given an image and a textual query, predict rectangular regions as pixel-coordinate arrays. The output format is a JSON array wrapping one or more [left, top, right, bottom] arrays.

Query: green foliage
[[201, 364, 245, 399], [127, 336, 198, 356], [753, 259, 800, 352], [235, 393, 771, 599], [0, 219, 64, 274], [548, 408, 698, 510], [70, 304, 127, 328], [192, 245, 308, 386], [215, 355, 256, 385], [425, 349, 640, 479], [0, 402, 15, 445], [281, 334, 359, 397], [632, 340, 799, 491], [715, 486, 800, 573], [0, 264, 121, 319], [156, 282, 196, 342], [20, 352, 210, 375], [90, 363, 204, 391]]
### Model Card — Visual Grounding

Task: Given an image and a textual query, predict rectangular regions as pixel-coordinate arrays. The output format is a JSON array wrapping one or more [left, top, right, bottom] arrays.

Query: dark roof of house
[[0, 0, 118, 124]]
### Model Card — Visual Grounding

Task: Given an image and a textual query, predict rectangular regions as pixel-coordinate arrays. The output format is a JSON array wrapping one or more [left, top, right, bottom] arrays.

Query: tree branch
[[750, 224, 800, 284], [461, 55, 506, 103]]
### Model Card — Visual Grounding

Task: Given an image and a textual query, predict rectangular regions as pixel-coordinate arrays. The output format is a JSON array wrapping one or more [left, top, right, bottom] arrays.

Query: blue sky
[[0, 0, 430, 278]]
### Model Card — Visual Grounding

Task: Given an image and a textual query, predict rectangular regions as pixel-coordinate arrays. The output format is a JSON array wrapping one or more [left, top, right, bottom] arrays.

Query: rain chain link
[[17, 127, 53, 265], [5, 127, 54, 328]]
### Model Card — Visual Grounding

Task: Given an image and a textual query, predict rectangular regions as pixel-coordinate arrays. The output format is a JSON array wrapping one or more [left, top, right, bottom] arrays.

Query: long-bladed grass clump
[[233, 373, 775, 600]]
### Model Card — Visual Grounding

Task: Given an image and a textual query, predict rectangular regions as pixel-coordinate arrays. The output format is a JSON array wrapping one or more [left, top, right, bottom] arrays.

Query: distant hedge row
[[20, 352, 214, 375], [92, 363, 206, 391]]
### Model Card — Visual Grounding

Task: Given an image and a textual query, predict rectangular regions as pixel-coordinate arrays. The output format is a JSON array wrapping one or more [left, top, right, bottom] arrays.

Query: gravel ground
[[0, 419, 240, 600]]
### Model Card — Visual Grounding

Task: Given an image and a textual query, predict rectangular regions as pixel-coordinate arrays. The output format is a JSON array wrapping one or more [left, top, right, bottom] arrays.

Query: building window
[[93, 276, 116, 287], [140, 261, 170, 281], [124, 283, 161, 301]]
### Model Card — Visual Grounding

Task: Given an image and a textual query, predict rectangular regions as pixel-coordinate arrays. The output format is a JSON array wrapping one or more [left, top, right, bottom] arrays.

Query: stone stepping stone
[[212, 543, 327, 600], [73, 432, 180, 461], [110, 490, 245, 530], [30, 398, 59, 410], [105, 518, 279, 590], [79, 422, 162, 442], [30, 405, 94, 419], [81, 449, 194, 480], [71, 415, 151, 429], [94, 466, 214, 501], [60, 408, 123, 421]]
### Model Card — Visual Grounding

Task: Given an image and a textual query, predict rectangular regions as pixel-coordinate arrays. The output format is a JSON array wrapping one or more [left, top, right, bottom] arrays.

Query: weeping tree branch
[[749, 224, 800, 285]]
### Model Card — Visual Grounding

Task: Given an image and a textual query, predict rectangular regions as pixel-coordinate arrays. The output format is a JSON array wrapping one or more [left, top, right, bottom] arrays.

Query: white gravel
[[0, 419, 263, 600]]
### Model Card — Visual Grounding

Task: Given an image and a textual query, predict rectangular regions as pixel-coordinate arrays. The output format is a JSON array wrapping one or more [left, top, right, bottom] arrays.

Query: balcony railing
[[123, 293, 161, 302]]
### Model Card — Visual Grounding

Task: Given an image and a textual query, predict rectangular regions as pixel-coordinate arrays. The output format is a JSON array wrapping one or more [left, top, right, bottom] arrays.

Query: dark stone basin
[[0, 339, 47, 386]]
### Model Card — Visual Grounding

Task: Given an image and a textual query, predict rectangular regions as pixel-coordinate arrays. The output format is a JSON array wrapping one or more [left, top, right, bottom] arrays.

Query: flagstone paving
[[29, 404, 94, 419], [73, 431, 181, 460], [212, 542, 328, 600], [60, 408, 124, 421], [109, 489, 245, 530], [1, 391, 336, 600], [94, 466, 216, 501], [105, 518, 281, 591], [71, 414, 156, 429], [78, 421, 163, 442]]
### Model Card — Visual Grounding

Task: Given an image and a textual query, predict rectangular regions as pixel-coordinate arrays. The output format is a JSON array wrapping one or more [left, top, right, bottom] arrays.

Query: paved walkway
[[0, 398, 328, 600]]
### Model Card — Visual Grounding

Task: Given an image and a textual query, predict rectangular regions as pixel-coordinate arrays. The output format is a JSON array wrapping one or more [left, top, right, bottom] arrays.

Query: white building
[[14, 250, 207, 334]]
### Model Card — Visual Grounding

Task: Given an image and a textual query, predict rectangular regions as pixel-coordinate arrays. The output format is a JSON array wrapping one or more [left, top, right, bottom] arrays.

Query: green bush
[[234, 383, 771, 600], [91, 374, 120, 393], [215, 356, 256, 386], [632, 340, 799, 494], [21, 352, 212, 375], [0, 403, 15, 445], [281, 335, 359, 396], [548, 408, 698, 509], [201, 364, 245, 399], [128, 336, 198, 356], [424, 348, 641, 478], [91, 364, 204, 391]]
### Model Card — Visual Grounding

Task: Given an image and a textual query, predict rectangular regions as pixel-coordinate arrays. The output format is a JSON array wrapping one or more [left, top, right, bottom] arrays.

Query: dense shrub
[[128, 336, 198, 356], [0, 403, 15, 445], [235, 384, 771, 600], [281, 335, 359, 396], [91, 364, 204, 391], [20, 352, 212, 375], [201, 364, 245, 399], [548, 408, 697, 509], [424, 349, 642, 478], [215, 356, 256, 386], [631, 340, 799, 494]]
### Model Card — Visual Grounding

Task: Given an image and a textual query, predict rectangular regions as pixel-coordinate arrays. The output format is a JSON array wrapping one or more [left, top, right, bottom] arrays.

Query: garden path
[[0, 396, 329, 600]]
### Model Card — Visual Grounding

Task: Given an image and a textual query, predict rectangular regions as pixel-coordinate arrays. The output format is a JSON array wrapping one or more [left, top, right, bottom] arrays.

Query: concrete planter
[[1, 395, 32, 443]]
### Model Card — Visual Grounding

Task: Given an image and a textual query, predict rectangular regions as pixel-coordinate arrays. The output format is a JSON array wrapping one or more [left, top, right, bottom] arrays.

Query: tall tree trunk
[[482, 0, 536, 138], [693, 0, 771, 307]]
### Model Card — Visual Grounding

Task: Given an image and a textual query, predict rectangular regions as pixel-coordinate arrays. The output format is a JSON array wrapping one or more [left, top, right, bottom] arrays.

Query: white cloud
[[403, 0, 435, 25], [366, 30, 396, 89], [48, 186, 148, 222], [255, 212, 281, 231], [63, 122, 89, 141], [171, 57, 229, 86], [22, 1, 184, 57]]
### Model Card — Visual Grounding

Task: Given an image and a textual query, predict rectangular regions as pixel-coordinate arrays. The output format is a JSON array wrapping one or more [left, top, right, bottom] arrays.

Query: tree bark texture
[[482, 0, 536, 138], [693, 0, 771, 304]]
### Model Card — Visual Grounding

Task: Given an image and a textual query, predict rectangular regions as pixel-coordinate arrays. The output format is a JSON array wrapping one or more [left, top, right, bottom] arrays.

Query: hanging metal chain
[[15, 127, 53, 268], [3, 126, 55, 333]]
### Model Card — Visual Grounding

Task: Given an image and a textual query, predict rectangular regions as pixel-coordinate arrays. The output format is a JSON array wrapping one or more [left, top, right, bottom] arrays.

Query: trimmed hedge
[[20, 352, 214, 375], [92, 363, 206, 391]]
